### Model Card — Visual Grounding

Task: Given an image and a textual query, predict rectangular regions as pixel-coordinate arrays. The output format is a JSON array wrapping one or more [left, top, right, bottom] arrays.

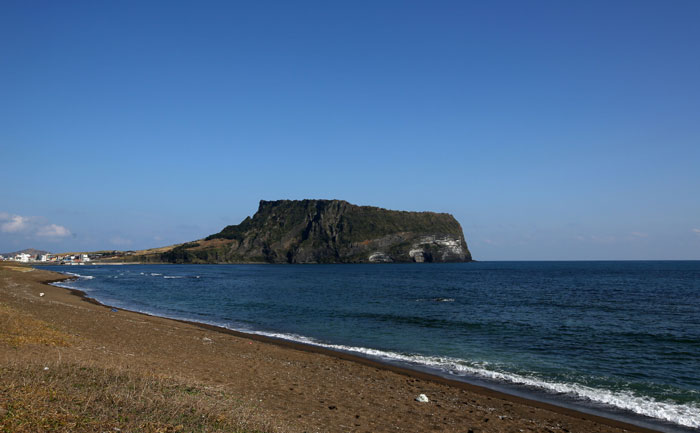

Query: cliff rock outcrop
[[141, 200, 472, 264]]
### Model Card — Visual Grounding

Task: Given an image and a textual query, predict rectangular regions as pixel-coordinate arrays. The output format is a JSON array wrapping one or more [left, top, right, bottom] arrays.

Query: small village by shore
[[0, 252, 93, 265], [0, 249, 132, 265]]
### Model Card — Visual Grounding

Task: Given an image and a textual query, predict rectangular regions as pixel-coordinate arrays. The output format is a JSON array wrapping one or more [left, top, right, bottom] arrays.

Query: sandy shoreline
[[1, 263, 667, 432]]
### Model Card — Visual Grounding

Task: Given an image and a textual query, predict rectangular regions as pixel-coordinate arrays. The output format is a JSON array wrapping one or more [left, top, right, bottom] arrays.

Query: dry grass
[[0, 361, 279, 433], [2, 266, 34, 273], [0, 303, 72, 347], [0, 297, 280, 432]]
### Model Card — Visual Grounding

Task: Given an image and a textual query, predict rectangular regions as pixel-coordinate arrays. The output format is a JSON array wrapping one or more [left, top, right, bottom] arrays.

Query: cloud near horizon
[[0, 212, 71, 239], [36, 223, 72, 238], [0, 214, 30, 233]]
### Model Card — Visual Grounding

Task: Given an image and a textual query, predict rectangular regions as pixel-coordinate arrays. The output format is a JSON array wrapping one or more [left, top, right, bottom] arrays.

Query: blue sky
[[1, 0, 699, 260]]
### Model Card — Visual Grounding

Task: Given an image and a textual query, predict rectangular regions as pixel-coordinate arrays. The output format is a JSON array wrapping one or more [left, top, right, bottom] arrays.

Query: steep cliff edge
[[138, 200, 472, 264]]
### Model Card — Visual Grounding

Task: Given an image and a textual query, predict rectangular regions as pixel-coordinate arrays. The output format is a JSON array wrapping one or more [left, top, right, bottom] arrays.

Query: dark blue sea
[[42, 262, 700, 431]]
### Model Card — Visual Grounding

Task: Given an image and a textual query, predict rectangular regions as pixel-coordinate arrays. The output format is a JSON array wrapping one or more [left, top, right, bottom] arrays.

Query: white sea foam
[[244, 330, 700, 428], [150, 273, 162, 276], [49, 281, 92, 292], [164, 276, 184, 279], [63, 272, 94, 280]]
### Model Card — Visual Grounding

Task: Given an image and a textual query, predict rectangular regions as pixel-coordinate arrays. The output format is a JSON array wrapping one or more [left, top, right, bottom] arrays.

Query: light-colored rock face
[[368, 235, 467, 263], [409, 235, 465, 262], [433, 237, 464, 259], [409, 248, 426, 263], [369, 252, 393, 263]]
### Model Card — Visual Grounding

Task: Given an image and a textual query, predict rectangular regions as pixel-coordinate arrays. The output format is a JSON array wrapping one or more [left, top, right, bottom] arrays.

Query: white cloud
[[630, 232, 648, 238], [693, 228, 700, 235], [1, 215, 30, 233], [36, 224, 71, 238], [1, 212, 72, 239]]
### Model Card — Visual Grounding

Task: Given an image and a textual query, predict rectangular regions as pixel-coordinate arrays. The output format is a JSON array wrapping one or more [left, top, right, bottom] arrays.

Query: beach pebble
[[39, 292, 45, 297], [43, 366, 49, 371], [415, 393, 429, 403]]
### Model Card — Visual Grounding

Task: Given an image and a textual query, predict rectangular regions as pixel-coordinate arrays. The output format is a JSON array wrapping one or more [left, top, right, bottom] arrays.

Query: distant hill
[[1, 248, 50, 257], [130, 199, 472, 264]]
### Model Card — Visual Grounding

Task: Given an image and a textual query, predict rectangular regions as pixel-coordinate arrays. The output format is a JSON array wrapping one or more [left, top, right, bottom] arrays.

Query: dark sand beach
[[0, 263, 662, 433]]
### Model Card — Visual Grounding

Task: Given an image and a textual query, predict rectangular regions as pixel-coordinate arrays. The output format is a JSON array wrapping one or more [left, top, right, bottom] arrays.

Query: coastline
[[0, 264, 674, 432]]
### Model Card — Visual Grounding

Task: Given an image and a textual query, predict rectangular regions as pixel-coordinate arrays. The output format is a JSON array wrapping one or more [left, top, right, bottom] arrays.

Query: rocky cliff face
[[146, 200, 472, 264]]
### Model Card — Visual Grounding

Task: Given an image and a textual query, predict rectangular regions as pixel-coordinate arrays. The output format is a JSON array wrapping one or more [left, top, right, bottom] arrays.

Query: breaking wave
[[245, 330, 700, 429], [64, 272, 94, 280]]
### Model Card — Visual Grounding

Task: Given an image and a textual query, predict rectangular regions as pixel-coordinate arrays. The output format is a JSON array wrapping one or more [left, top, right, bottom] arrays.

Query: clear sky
[[1, 0, 699, 260]]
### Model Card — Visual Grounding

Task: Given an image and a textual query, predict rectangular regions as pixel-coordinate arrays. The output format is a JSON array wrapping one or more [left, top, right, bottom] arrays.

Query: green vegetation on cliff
[[135, 200, 471, 264]]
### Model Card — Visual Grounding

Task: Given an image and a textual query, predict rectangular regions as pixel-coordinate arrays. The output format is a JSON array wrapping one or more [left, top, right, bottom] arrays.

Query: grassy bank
[[0, 361, 275, 433], [0, 265, 278, 433]]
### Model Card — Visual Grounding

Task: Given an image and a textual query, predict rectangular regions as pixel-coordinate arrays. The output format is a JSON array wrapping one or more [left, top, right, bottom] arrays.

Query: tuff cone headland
[[131, 199, 472, 264]]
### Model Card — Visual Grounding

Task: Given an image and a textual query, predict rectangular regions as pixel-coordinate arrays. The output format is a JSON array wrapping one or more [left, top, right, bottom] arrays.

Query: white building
[[15, 253, 31, 263], [80, 254, 90, 262]]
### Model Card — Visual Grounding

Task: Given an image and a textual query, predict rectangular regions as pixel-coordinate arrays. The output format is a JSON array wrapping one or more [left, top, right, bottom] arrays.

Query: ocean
[[42, 261, 700, 432]]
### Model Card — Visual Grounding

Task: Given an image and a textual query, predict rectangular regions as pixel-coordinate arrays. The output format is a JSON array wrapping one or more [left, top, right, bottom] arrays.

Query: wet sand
[[0, 263, 662, 433]]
